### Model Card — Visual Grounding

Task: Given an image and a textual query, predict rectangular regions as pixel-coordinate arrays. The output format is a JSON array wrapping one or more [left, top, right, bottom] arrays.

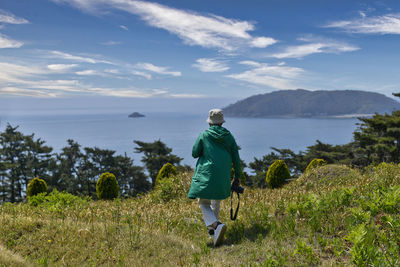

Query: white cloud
[[75, 69, 100, 76], [250, 37, 277, 48], [49, 50, 114, 64], [47, 64, 78, 72], [239, 60, 261, 67], [132, 71, 152, 80], [0, 61, 168, 98], [325, 13, 400, 34], [0, 87, 56, 97], [120, 25, 129, 31], [136, 62, 181, 77], [0, 62, 46, 84], [51, 0, 277, 51], [269, 37, 359, 59], [193, 58, 229, 72], [226, 61, 304, 89], [75, 69, 123, 77], [0, 33, 23, 48], [92, 88, 167, 97], [0, 9, 29, 24], [100, 40, 122, 45], [104, 69, 120, 74], [169, 93, 205, 98]]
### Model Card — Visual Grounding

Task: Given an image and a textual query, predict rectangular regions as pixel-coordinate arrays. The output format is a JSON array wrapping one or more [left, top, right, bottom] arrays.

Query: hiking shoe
[[213, 222, 227, 246]]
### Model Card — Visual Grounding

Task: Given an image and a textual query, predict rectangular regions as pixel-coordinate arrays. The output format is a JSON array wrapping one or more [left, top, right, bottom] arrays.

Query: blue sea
[[0, 112, 358, 171]]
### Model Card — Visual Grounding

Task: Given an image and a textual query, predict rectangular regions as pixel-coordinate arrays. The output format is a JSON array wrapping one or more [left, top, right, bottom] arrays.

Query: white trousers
[[198, 199, 221, 227]]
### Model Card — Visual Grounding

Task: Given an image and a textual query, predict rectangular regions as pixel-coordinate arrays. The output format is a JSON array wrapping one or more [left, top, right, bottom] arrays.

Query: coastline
[[225, 113, 374, 119]]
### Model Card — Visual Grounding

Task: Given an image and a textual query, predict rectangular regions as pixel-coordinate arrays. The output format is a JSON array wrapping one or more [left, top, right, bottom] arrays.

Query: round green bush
[[27, 177, 47, 198], [305, 158, 327, 173], [156, 163, 177, 185], [96, 172, 119, 200], [266, 160, 290, 188]]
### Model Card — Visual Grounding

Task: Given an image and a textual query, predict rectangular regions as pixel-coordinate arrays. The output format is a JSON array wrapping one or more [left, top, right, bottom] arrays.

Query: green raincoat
[[188, 125, 241, 200]]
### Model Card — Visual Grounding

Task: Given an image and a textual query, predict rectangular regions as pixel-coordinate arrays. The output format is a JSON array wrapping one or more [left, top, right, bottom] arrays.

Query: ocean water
[[0, 112, 358, 170]]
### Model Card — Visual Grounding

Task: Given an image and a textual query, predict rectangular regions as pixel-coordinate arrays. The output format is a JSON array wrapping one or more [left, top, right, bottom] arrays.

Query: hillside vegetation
[[1, 163, 400, 266], [223, 89, 400, 117]]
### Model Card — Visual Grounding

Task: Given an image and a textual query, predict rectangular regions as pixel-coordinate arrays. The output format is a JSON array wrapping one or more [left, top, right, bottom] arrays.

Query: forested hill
[[223, 89, 400, 118]]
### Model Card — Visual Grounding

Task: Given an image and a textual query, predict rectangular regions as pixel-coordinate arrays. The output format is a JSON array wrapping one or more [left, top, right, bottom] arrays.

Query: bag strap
[[230, 190, 240, 221]]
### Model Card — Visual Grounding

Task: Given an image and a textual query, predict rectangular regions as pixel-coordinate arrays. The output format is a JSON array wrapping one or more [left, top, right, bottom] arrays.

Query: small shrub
[[266, 160, 290, 188], [156, 178, 177, 202], [96, 172, 119, 200], [28, 189, 89, 208], [27, 177, 47, 198], [305, 158, 327, 173], [151, 172, 190, 203], [156, 163, 177, 185]]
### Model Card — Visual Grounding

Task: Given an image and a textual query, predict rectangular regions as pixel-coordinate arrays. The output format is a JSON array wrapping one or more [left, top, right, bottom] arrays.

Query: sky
[[0, 0, 400, 112]]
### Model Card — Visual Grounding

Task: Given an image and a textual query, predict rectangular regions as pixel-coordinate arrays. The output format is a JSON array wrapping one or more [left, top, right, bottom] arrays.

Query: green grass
[[1, 163, 400, 266]]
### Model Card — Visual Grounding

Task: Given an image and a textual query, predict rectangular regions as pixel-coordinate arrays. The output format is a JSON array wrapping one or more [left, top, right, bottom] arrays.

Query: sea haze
[[0, 111, 358, 171]]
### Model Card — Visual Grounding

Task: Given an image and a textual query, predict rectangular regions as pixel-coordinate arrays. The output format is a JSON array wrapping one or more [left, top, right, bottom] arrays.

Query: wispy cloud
[[226, 61, 304, 89], [0, 62, 46, 84], [75, 69, 124, 78], [100, 40, 122, 45], [104, 69, 120, 74], [170, 93, 206, 98], [268, 36, 359, 59], [325, 13, 400, 34], [0, 9, 29, 24], [0, 61, 169, 98], [132, 71, 152, 80], [49, 50, 114, 64], [192, 58, 229, 72], [51, 0, 277, 51], [47, 64, 78, 72], [0, 33, 23, 48], [0, 87, 56, 97], [136, 62, 181, 77], [119, 25, 129, 31], [75, 69, 102, 76], [92, 88, 167, 98], [250, 37, 277, 48]]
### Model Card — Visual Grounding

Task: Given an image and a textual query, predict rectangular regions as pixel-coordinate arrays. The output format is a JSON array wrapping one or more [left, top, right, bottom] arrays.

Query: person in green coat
[[188, 109, 242, 246]]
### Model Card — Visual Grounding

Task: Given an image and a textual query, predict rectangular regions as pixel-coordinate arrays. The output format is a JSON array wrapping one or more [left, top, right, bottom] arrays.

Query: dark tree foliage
[[110, 154, 151, 197], [353, 111, 400, 166], [248, 141, 354, 186], [0, 124, 53, 202], [51, 139, 84, 194], [134, 140, 182, 187], [0, 124, 153, 202], [302, 141, 354, 166], [0, 125, 30, 202]]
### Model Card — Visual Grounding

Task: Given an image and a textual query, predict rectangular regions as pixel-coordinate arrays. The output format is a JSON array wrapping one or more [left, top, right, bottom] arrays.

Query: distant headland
[[223, 89, 400, 118], [128, 112, 145, 118]]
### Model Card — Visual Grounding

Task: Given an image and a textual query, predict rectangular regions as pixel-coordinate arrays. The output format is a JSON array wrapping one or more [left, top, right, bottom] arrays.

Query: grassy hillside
[[1, 163, 400, 266]]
